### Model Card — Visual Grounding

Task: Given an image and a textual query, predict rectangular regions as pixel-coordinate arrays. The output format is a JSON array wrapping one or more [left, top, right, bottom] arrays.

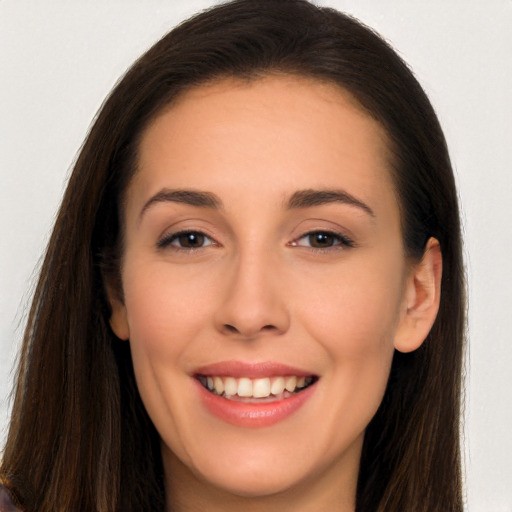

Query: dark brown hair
[[1, 1, 465, 510]]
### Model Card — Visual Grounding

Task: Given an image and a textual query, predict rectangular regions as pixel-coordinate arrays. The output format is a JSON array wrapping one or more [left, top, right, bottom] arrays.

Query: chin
[[199, 463, 311, 499]]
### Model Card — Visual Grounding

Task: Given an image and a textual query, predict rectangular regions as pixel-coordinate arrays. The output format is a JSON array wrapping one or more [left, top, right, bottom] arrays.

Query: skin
[[109, 75, 441, 512]]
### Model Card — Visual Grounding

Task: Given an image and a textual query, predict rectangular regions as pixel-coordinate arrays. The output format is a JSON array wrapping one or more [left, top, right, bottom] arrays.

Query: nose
[[214, 249, 290, 339]]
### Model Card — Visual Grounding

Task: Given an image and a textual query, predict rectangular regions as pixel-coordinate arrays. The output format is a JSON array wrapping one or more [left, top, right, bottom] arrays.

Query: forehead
[[146, 75, 391, 160], [129, 75, 397, 221]]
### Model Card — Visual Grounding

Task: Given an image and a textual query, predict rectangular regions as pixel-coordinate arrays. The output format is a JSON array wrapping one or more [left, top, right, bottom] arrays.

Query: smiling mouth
[[196, 375, 318, 402]]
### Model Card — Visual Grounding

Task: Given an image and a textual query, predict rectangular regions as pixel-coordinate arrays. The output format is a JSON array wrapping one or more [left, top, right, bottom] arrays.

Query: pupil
[[180, 233, 204, 247], [310, 233, 333, 248]]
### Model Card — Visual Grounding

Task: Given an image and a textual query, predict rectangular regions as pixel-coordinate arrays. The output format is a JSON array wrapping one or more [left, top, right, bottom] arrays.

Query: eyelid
[[156, 227, 354, 252], [290, 230, 355, 250], [157, 229, 218, 251]]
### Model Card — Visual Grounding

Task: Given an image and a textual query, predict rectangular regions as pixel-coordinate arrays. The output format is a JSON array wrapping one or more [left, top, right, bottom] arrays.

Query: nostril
[[222, 323, 278, 336]]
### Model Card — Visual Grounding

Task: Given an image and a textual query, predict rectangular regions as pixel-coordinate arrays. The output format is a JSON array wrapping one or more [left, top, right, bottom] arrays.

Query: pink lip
[[194, 360, 314, 378], [193, 360, 318, 428]]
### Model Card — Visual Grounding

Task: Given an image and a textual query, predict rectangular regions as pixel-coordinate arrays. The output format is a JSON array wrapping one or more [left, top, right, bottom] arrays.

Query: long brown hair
[[1, 1, 465, 510]]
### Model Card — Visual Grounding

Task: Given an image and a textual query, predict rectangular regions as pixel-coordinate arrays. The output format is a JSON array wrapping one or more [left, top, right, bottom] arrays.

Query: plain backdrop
[[1, 1, 511, 510]]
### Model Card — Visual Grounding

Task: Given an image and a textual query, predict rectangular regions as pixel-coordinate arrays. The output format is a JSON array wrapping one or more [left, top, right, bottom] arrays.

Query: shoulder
[[0, 485, 22, 512]]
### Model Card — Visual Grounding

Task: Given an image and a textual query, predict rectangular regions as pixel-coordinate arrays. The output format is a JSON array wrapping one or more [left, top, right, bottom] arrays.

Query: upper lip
[[194, 360, 316, 378]]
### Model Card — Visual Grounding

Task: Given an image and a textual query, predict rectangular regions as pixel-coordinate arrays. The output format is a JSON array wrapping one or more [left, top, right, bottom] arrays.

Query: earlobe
[[106, 286, 130, 340], [394, 237, 442, 353]]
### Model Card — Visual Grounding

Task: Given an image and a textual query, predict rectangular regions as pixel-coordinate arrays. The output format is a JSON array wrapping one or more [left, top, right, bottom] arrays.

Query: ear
[[394, 237, 442, 353], [106, 285, 130, 341]]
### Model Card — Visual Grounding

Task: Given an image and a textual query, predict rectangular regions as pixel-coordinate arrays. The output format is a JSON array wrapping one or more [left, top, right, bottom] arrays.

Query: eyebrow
[[139, 188, 223, 221], [138, 187, 375, 221], [287, 189, 375, 217]]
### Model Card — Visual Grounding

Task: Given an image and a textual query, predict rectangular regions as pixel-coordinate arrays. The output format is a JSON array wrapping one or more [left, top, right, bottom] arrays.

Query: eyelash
[[157, 230, 216, 251], [290, 230, 355, 251], [157, 229, 354, 252]]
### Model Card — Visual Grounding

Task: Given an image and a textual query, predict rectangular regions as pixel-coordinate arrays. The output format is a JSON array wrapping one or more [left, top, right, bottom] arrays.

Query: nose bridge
[[215, 242, 289, 338]]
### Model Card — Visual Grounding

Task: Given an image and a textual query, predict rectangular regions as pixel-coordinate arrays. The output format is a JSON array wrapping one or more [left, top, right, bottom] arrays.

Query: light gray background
[[1, 1, 511, 510]]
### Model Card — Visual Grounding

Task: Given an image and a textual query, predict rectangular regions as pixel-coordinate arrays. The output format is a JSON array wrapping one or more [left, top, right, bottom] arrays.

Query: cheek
[[123, 262, 214, 347], [298, 257, 404, 354], [295, 256, 403, 419], [306, 283, 397, 394], [120, 263, 210, 398], [120, 262, 218, 447]]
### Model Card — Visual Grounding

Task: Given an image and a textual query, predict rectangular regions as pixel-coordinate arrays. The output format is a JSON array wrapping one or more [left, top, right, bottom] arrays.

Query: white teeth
[[213, 376, 224, 394], [224, 377, 238, 396], [253, 378, 271, 398], [237, 377, 253, 397], [270, 377, 285, 395], [201, 374, 314, 398], [285, 376, 297, 392]]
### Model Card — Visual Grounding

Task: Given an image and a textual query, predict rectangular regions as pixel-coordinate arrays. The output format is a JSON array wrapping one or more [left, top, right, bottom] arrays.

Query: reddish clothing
[[0, 485, 21, 512]]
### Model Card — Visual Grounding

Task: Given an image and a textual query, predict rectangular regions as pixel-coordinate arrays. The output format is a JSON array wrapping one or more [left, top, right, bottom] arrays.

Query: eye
[[291, 231, 354, 250], [157, 230, 215, 250]]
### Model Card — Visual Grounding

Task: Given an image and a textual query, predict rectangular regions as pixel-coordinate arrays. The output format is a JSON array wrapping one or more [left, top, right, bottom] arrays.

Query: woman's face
[[110, 76, 422, 505]]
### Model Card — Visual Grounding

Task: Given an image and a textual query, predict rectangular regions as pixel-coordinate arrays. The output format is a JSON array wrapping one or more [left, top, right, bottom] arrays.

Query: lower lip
[[195, 379, 317, 428]]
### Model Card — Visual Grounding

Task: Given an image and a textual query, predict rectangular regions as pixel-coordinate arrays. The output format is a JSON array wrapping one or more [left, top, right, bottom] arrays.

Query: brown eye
[[158, 231, 214, 250], [308, 232, 336, 248], [175, 232, 206, 248], [291, 231, 354, 250]]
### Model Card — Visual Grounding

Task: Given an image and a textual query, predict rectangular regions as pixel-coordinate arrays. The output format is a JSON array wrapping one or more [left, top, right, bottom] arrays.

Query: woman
[[0, 0, 465, 510]]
